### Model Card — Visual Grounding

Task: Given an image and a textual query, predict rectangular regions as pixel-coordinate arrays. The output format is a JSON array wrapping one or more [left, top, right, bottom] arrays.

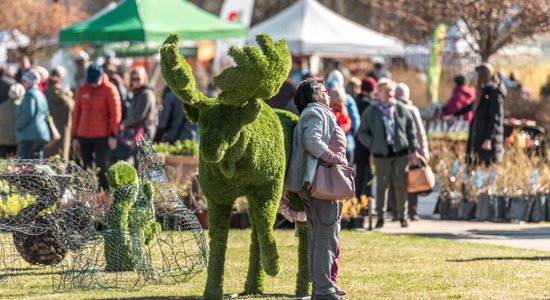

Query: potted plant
[[153, 140, 200, 195], [341, 197, 369, 229]]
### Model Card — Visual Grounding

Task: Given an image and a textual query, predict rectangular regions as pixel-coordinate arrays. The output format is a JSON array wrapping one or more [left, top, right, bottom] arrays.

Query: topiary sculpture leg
[[204, 200, 233, 300], [287, 191, 311, 296], [295, 221, 311, 296], [247, 190, 280, 277], [243, 210, 266, 295]]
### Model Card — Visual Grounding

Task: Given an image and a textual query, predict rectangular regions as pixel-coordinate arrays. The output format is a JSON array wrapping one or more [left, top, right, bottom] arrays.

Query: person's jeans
[[16, 141, 45, 159], [373, 155, 408, 219], [408, 192, 419, 218], [298, 187, 340, 297], [79, 137, 110, 191]]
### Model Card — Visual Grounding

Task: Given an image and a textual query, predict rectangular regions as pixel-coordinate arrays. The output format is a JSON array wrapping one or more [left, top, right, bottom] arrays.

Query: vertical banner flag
[[214, 0, 255, 73], [427, 22, 447, 104]]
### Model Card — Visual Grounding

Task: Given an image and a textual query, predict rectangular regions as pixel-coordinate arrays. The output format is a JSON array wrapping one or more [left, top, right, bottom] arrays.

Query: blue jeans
[[16, 141, 45, 159]]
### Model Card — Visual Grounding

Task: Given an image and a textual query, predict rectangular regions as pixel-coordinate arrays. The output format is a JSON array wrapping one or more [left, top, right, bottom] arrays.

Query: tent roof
[[248, 0, 404, 56], [59, 0, 246, 44]]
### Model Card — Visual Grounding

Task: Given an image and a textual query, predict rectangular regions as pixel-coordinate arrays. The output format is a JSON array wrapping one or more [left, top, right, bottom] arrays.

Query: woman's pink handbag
[[310, 161, 356, 200]]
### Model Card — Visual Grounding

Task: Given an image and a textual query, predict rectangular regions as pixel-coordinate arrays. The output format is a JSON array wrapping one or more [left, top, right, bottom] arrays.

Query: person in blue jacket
[[16, 69, 50, 159], [326, 70, 360, 164]]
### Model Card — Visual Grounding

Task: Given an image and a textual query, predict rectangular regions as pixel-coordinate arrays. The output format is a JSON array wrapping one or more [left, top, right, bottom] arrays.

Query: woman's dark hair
[[293, 78, 325, 114], [454, 75, 466, 86]]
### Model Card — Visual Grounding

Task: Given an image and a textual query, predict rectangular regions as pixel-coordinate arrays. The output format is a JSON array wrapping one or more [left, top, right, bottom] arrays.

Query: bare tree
[[188, 0, 549, 62], [368, 0, 550, 62], [0, 0, 88, 59]]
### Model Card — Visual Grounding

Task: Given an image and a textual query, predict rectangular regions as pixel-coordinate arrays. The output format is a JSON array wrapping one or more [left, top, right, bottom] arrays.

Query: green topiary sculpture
[[104, 161, 159, 272], [160, 33, 300, 299]]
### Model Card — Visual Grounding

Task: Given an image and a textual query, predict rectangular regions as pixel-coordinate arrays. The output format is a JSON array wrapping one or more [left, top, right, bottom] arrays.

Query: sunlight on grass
[[1, 230, 550, 299]]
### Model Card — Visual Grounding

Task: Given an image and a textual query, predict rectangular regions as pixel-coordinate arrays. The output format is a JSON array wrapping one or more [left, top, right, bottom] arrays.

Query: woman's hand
[[108, 137, 118, 150], [481, 139, 492, 151], [71, 139, 80, 154], [408, 151, 421, 165], [320, 149, 347, 165]]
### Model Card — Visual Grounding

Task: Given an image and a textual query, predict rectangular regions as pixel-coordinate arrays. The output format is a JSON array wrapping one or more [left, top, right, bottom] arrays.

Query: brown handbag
[[310, 161, 356, 200], [406, 155, 435, 193]]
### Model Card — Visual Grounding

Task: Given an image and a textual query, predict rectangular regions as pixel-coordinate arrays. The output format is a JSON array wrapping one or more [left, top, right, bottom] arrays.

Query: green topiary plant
[[104, 161, 159, 272], [160, 33, 303, 299]]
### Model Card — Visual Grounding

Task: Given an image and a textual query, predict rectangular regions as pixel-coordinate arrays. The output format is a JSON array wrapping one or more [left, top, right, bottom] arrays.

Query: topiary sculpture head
[[160, 33, 297, 299], [161, 33, 290, 164], [106, 161, 138, 189]]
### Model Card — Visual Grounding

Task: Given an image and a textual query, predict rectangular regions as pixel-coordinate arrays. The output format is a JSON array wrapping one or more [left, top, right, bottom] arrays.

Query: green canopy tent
[[59, 0, 246, 44]]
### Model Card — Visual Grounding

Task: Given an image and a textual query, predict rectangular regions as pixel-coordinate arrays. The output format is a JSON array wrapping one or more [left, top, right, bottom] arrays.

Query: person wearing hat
[[453, 63, 506, 166], [15, 70, 50, 159], [0, 83, 25, 157], [353, 76, 377, 198], [45, 66, 74, 160], [72, 63, 122, 191], [32, 65, 49, 93], [73, 50, 90, 91]]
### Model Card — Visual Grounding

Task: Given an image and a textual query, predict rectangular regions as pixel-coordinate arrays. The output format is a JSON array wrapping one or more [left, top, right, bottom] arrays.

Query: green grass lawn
[[1, 229, 550, 299]]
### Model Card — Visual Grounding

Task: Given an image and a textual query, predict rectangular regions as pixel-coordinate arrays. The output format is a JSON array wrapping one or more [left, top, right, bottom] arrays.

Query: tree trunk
[[480, 50, 492, 63]]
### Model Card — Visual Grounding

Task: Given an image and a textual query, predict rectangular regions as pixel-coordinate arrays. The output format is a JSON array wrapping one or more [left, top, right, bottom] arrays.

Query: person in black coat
[[453, 63, 505, 166], [0, 67, 15, 105], [354, 76, 377, 198]]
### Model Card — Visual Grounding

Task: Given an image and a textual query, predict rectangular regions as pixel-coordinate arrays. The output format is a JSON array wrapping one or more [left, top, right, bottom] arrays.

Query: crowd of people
[[277, 59, 510, 299], [0, 52, 199, 191]]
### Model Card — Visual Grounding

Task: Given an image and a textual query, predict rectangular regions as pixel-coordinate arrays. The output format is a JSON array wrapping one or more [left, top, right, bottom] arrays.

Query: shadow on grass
[[449, 256, 550, 262], [109, 293, 308, 300], [106, 298, 197, 300], [0, 269, 64, 279], [411, 225, 550, 241]]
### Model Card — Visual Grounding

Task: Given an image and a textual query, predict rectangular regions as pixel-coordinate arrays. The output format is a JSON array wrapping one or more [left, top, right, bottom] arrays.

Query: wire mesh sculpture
[[0, 158, 100, 281], [0, 135, 208, 292]]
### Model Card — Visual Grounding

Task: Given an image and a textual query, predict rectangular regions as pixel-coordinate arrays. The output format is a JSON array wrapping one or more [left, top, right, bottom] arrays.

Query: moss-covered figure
[[161, 33, 297, 299], [104, 161, 159, 272], [287, 191, 311, 296]]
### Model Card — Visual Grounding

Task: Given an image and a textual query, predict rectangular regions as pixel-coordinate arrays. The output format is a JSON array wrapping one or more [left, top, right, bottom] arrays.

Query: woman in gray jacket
[[120, 67, 158, 140], [395, 83, 429, 221], [284, 78, 347, 300]]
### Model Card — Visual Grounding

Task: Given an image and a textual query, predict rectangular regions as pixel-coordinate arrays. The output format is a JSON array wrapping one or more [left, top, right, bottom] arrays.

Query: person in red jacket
[[71, 63, 121, 191], [443, 75, 476, 121], [329, 87, 352, 134]]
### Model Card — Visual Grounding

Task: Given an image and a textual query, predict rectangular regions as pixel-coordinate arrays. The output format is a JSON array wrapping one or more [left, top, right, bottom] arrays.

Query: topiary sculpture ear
[[240, 99, 262, 125]]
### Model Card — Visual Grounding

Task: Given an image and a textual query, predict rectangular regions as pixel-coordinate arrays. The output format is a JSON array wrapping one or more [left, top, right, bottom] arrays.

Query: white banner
[[219, 0, 255, 28], [213, 0, 255, 74]]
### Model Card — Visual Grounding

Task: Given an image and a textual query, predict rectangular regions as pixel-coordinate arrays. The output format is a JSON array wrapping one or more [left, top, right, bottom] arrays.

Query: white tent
[[248, 0, 404, 56]]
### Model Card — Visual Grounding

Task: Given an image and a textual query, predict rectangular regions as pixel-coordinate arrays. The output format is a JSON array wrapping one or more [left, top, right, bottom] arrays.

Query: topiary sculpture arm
[[160, 34, 216, 122]]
